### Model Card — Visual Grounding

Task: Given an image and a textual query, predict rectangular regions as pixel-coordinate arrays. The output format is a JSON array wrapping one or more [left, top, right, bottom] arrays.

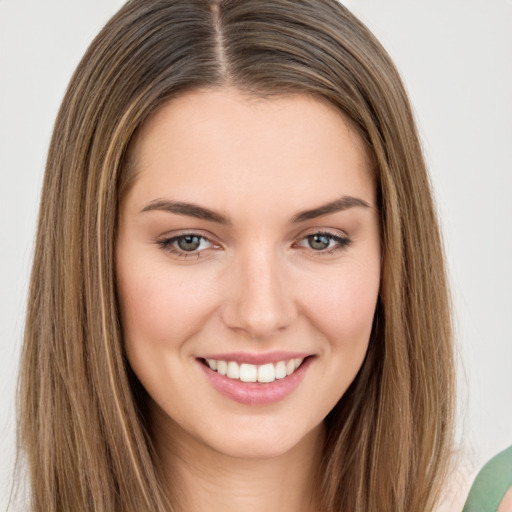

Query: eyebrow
[[140, 195, 370, 224], [140, 199, 230, 224], [290, 196, 371, 223]]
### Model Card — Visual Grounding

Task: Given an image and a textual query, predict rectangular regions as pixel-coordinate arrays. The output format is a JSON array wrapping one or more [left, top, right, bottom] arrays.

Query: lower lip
[[198, 357, 313, 405]]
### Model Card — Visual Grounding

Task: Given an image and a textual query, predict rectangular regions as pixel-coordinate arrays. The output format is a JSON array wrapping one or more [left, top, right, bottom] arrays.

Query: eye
[[157, 233, 216, 257], [175, 235, 206, 252], [296, 232, 351, 253]]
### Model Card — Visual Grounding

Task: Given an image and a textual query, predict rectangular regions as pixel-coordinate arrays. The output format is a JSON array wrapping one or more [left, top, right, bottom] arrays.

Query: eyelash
[[156, 233, 216, 259], [156, 231, 351, 259], [294, 231, 352, 254]]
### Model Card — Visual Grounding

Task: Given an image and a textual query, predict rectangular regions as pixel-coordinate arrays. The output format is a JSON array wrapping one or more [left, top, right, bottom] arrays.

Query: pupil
[[178, 235, 201, 251], [309, 234, 330, 250]]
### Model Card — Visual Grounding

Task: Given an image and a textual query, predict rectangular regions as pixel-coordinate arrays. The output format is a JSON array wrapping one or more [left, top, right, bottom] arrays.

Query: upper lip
[[199, 351, 311, 365]]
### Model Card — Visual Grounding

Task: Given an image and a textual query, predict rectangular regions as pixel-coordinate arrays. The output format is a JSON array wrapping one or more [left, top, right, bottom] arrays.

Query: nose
[[221, 246, 297, 339]]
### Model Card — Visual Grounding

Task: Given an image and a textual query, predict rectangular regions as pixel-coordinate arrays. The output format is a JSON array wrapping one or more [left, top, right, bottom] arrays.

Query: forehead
[[125, 87, 375, 212]]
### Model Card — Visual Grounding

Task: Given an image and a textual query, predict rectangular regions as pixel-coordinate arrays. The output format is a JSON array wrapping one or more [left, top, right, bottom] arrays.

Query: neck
[[151, 414, 325, 512]]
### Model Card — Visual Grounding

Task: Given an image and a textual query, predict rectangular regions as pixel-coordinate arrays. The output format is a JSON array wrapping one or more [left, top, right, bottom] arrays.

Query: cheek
[[116, 260, 221, 350], [298, 261, 380, 419], [300, 260, 380, 349]]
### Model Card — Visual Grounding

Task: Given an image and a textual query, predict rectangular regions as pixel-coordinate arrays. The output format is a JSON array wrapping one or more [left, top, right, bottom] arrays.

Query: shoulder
[[461, 445, 512, 512]]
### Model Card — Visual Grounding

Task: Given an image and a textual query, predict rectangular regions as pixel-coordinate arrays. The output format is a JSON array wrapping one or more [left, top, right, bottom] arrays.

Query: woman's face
[[116, 88, 381, 459]]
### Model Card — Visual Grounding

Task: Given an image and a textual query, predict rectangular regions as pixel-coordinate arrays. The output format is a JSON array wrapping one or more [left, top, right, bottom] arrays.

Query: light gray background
[[1, 1, 511, 509]]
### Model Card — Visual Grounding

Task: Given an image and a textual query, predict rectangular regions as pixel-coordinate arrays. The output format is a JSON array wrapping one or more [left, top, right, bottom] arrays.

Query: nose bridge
[[223, 243, 296, 338]]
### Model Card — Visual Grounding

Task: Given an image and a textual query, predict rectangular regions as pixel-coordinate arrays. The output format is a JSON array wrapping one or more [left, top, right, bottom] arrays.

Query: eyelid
[[155, 230, 222, 258], [295, 227, 350, 241], [154, 228, 221, 244], [293, 228, 352, 253]]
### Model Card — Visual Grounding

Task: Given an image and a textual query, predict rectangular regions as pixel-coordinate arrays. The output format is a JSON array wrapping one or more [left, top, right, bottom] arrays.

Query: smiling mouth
[[202, 357, 305, 383]]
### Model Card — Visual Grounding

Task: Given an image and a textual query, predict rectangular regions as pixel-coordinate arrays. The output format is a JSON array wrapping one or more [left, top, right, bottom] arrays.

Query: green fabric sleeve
[[462, 445, 512, 512]]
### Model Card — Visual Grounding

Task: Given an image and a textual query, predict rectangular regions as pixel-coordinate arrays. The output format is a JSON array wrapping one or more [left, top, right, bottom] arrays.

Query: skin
[[116, 88, 381, 512], [498, 487, 512, 512]]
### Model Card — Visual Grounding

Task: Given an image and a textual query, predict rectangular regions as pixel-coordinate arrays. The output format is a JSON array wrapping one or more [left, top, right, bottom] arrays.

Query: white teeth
[[205, 357, 306, 383], [239, 363, 257, 382], [227, 361, 240, 379], [217, 360, 227, 376], [275, 361, 287, 379], [257, 363, 275, 383]]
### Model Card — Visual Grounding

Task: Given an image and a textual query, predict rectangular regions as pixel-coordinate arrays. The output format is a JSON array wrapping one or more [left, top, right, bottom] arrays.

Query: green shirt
[[462, 445, 512, 512]]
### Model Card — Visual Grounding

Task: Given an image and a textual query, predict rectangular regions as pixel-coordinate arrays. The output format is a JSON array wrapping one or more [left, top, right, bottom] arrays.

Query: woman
[[17, 0, 455, 510]]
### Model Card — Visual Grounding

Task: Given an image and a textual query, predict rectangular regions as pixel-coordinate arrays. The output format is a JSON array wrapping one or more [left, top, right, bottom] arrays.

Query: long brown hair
[[17, 1, 454, 510]]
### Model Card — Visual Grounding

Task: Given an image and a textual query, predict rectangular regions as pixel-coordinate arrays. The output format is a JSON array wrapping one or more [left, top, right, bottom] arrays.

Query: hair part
[[17, 1, 454, 511]]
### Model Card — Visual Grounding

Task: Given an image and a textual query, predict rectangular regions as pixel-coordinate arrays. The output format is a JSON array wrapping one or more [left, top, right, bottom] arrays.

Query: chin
[[196, 417, 324, 460]]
